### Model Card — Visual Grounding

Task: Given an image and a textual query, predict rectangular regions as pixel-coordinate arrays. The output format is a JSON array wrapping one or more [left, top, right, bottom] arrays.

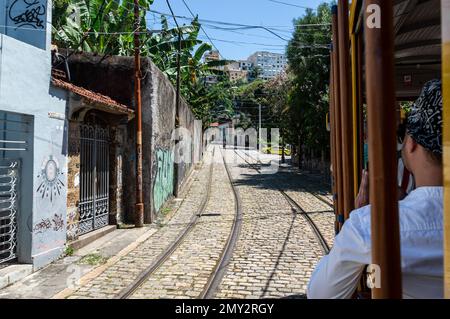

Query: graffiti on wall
[[33, 213, 64, 234], [8, 0, 46, 29], [153, 149, 174, 213]]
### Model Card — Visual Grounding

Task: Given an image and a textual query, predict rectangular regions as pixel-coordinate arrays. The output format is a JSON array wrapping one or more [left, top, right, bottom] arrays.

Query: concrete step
[[68, 225, 116, 251]]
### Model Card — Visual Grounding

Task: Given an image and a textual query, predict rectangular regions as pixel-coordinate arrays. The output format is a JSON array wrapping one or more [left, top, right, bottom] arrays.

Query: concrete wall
[[65, 53, 202, 224], [146, 62, 176, 219], [0, 0, 51, 50], [0, 33, 68, 270]]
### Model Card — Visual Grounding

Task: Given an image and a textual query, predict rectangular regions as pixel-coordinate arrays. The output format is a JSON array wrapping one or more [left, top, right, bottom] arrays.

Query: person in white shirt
[[307, 79, 443, 299]]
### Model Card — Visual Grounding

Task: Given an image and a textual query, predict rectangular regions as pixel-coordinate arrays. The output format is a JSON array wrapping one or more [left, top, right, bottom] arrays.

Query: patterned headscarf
[[406, 79, 443, 155]]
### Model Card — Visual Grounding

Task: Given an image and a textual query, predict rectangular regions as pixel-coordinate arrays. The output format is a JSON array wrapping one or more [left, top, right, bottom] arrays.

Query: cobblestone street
[[0, 145, 335, 299], [214, 149, 332, 299]]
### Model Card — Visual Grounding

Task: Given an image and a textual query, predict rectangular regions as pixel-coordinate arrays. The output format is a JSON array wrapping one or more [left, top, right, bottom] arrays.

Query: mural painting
[[153, 149, 174, 213], [36, 155, 65, 203]]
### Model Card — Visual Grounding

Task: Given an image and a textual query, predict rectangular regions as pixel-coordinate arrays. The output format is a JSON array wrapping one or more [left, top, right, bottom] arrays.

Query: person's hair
[[424, 148, 442, 166], [408, 133, 442, 165]]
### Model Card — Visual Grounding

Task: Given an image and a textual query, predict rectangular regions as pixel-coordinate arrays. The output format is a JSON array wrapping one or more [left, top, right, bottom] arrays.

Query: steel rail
[[233, 149, 331, 255], [200, 148, 243, 299], [236, 149, 335, 211], [116, 147, 216, 299], [280, 191, 331, 255]]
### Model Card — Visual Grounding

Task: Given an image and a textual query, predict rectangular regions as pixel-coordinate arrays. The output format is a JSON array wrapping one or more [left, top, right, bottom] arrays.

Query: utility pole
[[134, 0, 144, 227], [258, 103, 261, 151], [173, 28, 181, 197]]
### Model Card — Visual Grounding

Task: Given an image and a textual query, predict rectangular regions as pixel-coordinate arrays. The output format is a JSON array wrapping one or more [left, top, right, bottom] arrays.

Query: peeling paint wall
[[66, 53, 202, 224]]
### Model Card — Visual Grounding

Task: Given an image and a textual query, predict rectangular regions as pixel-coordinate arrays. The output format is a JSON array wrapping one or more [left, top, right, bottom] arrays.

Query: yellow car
[[262, 147, 291, 156]]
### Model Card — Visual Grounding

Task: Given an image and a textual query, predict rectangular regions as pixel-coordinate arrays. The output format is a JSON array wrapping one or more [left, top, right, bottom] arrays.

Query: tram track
[[235, 149, 334, 209], [116, 145, 242, 299], [233, 149, 331, 255], [200, 147, 243, 298], [280, 191, 330, 255]]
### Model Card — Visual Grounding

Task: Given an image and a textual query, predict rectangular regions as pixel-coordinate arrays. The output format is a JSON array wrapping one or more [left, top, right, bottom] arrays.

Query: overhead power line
[[148, 9, 295, 41], [148, 9, 330, 29], [268, 0, 314, 10], [181, 0, 225, 59], [197, 35, 329, 49]]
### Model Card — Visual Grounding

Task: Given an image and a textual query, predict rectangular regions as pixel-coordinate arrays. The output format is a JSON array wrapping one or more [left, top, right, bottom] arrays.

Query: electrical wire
[[268, 0, 314, 10], [148, 9, 292, 41], [181, 0, 225, 59]]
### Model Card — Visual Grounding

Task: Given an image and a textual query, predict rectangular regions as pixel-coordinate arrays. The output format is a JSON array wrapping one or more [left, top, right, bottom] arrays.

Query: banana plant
[[53, 0, 153, 54], [52, 0, 233, 126]]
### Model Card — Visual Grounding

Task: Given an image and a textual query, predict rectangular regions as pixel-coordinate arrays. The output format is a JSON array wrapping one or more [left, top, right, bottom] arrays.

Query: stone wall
[[66, 52, 202, 224], [67, 121, 81, 240]]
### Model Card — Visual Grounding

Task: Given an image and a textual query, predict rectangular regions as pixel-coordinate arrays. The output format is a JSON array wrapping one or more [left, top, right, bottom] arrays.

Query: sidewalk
[[0, 163, 201, 299], [0, 226, 154, 299]]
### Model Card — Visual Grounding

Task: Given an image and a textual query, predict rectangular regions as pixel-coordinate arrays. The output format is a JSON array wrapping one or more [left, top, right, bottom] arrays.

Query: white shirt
[[307, 187, 443, 299]]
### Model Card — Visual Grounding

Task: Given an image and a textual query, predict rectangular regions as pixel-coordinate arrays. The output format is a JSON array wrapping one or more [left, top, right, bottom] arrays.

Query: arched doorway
[[78, 112, 110, 235]]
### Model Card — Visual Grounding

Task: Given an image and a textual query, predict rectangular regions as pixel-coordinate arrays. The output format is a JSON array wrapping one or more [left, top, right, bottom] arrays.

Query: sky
[[146, 0, 328, 61]]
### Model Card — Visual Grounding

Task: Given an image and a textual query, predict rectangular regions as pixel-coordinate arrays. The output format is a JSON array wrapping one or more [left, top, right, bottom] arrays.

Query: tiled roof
[[51, 77, 134, 116]]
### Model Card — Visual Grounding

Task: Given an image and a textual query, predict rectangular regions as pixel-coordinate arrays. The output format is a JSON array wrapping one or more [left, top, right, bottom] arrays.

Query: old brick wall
[[67, 121, 80, 240], [109, 125, 127, 225]]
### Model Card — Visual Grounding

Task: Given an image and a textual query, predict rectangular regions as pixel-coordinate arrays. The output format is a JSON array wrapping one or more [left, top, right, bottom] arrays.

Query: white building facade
[[248, 51, 287, 80]]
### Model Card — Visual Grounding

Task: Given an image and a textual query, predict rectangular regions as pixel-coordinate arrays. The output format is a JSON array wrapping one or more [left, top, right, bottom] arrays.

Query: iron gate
[[79, 124, 110, 236], [0, 159, 19, 264]]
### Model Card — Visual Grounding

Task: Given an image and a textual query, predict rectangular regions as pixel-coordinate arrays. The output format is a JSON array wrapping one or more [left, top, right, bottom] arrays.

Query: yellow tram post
[[442, 0, 450, 299], [337, 0, 355, 221], [332, 6, 345, 230]]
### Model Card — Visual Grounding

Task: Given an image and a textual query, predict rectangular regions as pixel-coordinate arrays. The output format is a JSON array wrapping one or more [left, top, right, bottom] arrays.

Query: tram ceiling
[[393, 0, 441, 61], [350, 0, 442, 100], [393, 0, 441, 98]]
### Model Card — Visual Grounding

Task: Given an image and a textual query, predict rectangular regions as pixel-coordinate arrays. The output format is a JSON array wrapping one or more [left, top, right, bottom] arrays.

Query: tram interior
[[355, 0, 442, 177]]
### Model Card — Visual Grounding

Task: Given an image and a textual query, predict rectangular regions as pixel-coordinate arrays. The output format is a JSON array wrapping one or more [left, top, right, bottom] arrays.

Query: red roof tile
[[51, 77, 133, 116]]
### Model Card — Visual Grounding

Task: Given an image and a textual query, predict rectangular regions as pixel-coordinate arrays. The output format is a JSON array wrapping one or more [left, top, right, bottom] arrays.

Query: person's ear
[[408, 136, 418, 154], [403, 134, 417, 154]]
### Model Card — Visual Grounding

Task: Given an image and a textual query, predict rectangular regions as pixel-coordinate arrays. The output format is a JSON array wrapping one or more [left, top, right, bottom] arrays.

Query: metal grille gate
[[79, 124, 110, 236], [0, 160, 19, 264]]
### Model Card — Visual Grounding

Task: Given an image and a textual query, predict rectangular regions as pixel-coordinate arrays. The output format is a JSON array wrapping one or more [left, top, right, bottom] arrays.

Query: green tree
[[286, 3, 332, 166], [53, 0, 153, 54], [52, 0, 230, 124], [189, 75, 235, 129], [264, 73, 293, 162]]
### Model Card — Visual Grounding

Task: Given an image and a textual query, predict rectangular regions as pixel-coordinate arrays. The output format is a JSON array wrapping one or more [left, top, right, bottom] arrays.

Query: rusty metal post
[[364, 0, 402, 298], [329, 51, 340, 234], [173, 30, 181, 198], [134, 0, 144, 227], [337, 0, 355, 220], [332, 5, 344, 230], [442, 0, 450, 299]]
